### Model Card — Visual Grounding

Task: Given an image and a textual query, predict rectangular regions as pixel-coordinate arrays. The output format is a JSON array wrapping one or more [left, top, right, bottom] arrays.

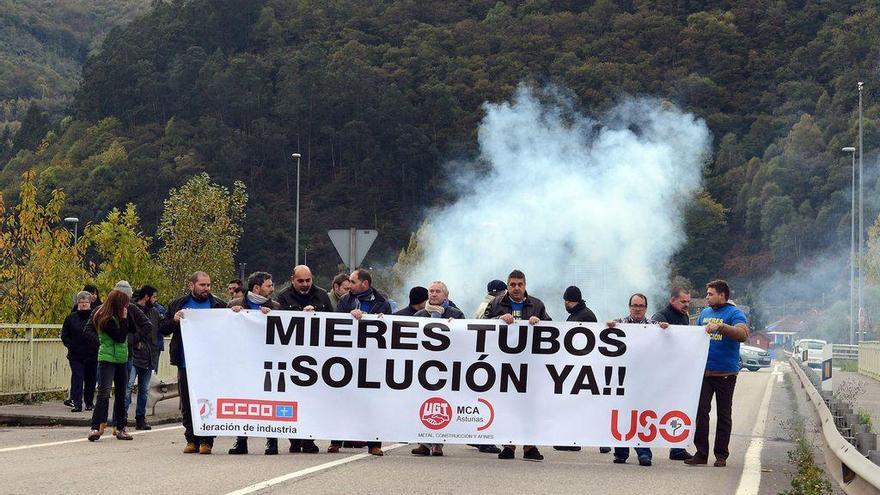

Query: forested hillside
[[1, 0, 878, 323]]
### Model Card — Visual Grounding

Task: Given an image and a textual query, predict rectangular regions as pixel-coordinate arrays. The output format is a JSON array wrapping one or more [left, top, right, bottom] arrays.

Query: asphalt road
[[0, 363, 815, 495]]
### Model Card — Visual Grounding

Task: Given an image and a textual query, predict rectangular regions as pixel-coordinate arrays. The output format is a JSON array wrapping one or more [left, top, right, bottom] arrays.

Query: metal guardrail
[[791, 357, 880, 494], [0, 323, 176, 398], [836, 344, 860, 361]]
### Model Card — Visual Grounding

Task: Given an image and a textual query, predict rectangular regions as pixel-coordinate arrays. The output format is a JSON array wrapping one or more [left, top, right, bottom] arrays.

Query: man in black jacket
[[61, 291, 98, 412], [484, 269, 550, 461], [276, 265, 335, 313], [394, 286, 428, 316], [126, 285, 162, 430], [329, 268, 390, 456], [651, 286, 694, 461], [159, 272, 227, 455]]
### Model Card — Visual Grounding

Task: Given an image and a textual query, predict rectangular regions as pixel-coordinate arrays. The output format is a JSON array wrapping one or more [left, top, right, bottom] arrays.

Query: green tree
[[157, 173, 247, 293]]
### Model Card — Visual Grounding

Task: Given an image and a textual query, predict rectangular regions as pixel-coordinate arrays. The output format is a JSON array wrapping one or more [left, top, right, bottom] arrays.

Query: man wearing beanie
[[472, 279, 507, 319], [394, 286, 429, 316], [554, 285, 598, 452]]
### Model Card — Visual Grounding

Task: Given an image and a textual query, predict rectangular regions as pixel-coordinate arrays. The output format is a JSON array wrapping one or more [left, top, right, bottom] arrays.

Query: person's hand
[[706, 322, 723, 333], [351, 309, 363, 320], [260, 307, 271, 314], [528, 316, 539, 325], [303, 305, 315, 312], [500, 313, 514, 324], [659, 322, 669, 330], [606, 320, 616, 328], [174, 310, 185, 322], [230, 306, 242, 313]]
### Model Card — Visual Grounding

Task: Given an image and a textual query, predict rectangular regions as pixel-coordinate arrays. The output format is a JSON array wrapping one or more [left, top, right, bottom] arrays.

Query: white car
[[794, 339, 827, 369], [739, 345, 771, 371]]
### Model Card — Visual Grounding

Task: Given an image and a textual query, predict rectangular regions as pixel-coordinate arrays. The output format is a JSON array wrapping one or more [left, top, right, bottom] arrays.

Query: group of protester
[[64, 265, 748, 468]]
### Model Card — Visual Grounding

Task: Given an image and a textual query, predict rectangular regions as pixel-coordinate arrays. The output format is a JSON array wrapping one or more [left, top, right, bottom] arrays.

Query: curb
[[0, 413, 182, 427]]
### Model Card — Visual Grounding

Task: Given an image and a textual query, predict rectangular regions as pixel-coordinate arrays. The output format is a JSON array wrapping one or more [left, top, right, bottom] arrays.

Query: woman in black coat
[[61, 291, 98, 412]]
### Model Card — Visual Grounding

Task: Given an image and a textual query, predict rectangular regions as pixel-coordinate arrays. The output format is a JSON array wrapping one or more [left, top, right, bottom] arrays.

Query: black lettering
[[391, 320, 419, 350], [385, 359, 413, 390], [422, 322, 450, 351], [564, 327, 596, 356], [266, 315, 306, 345], [322, 357, 353, 388], [290, 355, 318, 386], [468, 324, 496, 353], [546, 364, 573, 394], [325, 318, 353, 348], [418, 360, 447, 391], [500, 363, 527, 393], [599, 328, 627, 357], [465, 357, 496, 392], [357, 358, 380, 389], [357, 319, 387, 349], [531, 325, 560, 354], [499, 325, 528, 354], [570, 366, 599, 395]]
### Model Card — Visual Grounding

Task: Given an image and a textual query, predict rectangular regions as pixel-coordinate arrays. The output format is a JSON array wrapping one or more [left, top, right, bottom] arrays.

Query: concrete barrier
[[791, 357, 880, 494]]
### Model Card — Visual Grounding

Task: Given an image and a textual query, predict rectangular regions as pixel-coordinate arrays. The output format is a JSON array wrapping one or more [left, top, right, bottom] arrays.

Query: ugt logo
[[420, 397, 452, 430], [610, 409, 692, 443]]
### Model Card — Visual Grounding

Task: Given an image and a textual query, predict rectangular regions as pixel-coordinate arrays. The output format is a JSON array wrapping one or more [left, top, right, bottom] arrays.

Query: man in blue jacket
[[685, 280, 749, 467]]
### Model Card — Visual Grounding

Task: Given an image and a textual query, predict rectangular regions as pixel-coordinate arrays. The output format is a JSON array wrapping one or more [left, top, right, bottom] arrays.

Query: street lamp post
[[858, 82, 865, 342], [292, 153, 302, 266], [64, 217, 79, 245], [239, 262, 247, 282], [843, 146, 856, 345]]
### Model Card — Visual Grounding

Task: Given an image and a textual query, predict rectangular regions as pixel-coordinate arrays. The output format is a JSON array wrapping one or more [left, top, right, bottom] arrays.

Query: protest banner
[[181, 309, 709, 447]]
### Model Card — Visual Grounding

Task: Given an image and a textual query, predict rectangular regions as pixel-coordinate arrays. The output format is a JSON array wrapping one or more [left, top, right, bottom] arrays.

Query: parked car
[[739, 345, 771, 371], [794, 338, 827, 369]]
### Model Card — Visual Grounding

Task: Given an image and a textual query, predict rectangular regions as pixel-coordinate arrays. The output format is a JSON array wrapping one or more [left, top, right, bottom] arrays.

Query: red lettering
[[610, 409, 638, 441], [637, 410, 658, 442]]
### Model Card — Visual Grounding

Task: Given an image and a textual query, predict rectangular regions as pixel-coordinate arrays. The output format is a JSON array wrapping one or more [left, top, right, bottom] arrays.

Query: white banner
[[181, 310, 709, 447]]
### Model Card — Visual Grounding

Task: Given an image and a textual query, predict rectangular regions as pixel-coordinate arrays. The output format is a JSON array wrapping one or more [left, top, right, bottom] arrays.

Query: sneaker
[[63, 399, 73, 407], [264, 439, 278, 455], [327, 445, 340, 454], [411, 445, 430, 456], [638, 456, 652, 466], [714, 458, 727, 467], [228, 439, 248, 455], [183, 442, 198, 454], [115, 429, 133, 440], [85, 405, 93, 411], [135, 416, 151, 431], [684, 454, 708, 466], [87, 429, 101, 442], [523, 447, 544, 461], [669, 450, 693, 461], [612, 457, 627, 464], [431, 445, 444, 456], [199, 443, 213, 455], [599, 447, 612, 454], [70, 407, 82, 413], [498, 447, 515, 460], [369, 447, 384, 456], [301, 440, 319, 454], [478, 445, 502, 454], [553, 446, 581, 451]]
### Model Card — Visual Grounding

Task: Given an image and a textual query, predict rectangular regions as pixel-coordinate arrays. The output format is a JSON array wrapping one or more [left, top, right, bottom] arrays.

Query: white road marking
[[734, 367, 776, 495], [225, 443, 409, 495], [771, 363, 783, 382], [0, 425, 182, 453]]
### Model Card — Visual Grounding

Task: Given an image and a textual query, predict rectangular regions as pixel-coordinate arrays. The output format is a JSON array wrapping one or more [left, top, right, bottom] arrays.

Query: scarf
[[350, 287, 374, 301], [566, 301, 586, 315], [247, 291, 269, 305]]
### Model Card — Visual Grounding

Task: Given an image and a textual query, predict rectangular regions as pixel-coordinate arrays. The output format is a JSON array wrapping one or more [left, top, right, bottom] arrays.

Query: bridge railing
[[0, 323, 176, 399], [859, 342, 880, 381]]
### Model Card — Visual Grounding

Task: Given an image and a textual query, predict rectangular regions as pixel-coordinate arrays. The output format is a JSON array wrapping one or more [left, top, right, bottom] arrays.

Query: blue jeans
[[614, 447, 652, 461], [123, 360, 152, 418], [670, 447, 689, 457]]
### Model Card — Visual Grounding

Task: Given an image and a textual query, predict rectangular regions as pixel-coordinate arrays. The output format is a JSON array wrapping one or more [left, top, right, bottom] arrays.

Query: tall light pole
[[292, 153, 302, 265], [843, 146, 856, 345], [64, 217, 79, 245], [858, 82, 865, 342]]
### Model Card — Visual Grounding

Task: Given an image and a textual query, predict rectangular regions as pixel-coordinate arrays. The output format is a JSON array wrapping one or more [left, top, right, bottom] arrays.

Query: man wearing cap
[[651, 286, 695, 462], [394, 286, 429, 316], [554, 285, 598, 452], [473, 279, 507, 319]]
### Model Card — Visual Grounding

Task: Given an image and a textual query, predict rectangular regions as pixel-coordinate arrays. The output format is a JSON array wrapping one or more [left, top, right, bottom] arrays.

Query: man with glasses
[[606, 293, 668, 466]]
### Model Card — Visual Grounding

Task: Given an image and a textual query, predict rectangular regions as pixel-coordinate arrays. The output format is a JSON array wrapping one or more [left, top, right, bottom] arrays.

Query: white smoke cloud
[[399, 85, 711, 320]]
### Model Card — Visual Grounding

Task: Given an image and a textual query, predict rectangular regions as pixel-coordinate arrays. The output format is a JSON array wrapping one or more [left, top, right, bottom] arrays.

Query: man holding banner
[[159, 272, 227, 455]]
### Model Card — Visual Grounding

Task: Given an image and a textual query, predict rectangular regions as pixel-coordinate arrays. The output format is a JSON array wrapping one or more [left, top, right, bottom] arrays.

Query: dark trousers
[[68, 358, 96, 408], [90, 361, 128, 430], [179, 368, 214, 446], [614, 447, 652, 460], [331, 440, 381, 449], [694, 374, 737, 460]]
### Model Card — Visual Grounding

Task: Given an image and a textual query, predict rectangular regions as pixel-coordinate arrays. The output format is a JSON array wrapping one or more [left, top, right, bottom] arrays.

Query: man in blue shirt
[[685, 280, 749, 467]]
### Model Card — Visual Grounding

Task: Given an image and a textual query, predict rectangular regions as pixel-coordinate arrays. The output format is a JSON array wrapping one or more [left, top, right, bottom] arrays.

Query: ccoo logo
[[420, 397, 452, 430], [610, 409, 692, 443]]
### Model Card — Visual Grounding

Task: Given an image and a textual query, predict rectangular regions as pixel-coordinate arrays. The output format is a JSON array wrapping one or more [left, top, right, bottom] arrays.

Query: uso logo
[[419, 397, 452, 430], [216, 398, 298, 422], [610, 409, 691, 443]]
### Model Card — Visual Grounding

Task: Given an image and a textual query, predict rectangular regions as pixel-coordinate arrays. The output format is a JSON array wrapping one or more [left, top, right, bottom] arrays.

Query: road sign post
[[328, 228, 378, 271]]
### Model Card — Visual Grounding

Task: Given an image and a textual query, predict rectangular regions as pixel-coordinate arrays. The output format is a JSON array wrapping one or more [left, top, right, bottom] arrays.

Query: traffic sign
[[328, 228, 378, 271]]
